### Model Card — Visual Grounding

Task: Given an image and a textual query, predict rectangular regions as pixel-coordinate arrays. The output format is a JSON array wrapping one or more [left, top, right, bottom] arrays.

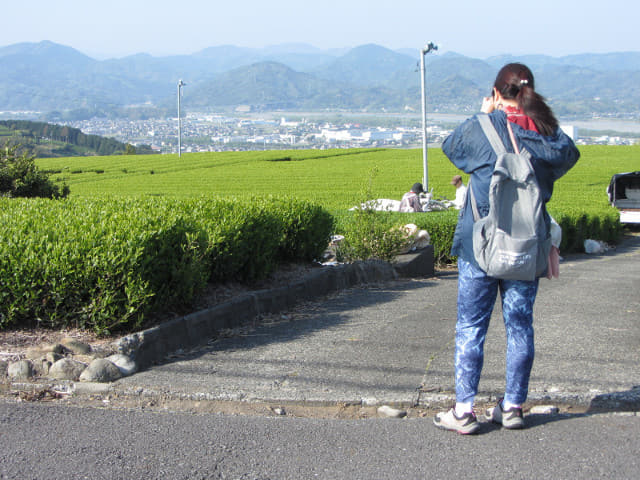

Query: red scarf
[[504, 106, 539, 133]]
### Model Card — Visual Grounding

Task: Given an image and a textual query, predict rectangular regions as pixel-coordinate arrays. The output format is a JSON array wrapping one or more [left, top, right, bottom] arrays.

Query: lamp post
[[420, 42, 438, 191], [177, 79, 186, 157]]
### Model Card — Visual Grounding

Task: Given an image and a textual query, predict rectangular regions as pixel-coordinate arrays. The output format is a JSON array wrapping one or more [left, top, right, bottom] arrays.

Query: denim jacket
[[442, 110, 580, 271]]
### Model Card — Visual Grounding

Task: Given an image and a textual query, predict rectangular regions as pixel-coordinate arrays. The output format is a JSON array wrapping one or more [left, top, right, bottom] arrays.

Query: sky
[[2, 0, 638, 59]]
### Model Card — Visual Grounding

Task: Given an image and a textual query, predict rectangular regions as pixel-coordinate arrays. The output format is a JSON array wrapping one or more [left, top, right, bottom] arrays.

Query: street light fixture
[[420, 42, 438, 191], [177, 79, 186, 157]]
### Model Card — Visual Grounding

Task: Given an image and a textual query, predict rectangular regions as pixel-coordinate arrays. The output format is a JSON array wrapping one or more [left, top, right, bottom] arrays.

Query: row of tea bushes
[[0, 196, 333, 334], [333, 206, 623, 266], [551, 207, 624, 253]]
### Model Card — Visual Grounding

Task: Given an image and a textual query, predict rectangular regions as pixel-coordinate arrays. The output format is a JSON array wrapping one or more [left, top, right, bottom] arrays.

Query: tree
[[0, 143, 69, 199]]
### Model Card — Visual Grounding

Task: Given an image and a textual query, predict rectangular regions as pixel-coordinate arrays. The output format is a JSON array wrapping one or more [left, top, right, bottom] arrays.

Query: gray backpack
[[468, 115, 551, 281]]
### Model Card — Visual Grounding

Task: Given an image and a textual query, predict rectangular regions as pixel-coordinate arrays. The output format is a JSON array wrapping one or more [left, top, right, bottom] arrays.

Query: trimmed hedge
[[0, 196, 333, 334], [334, 206, 624, 267], [550, 207, 624, 253], [333, 209, 458, 265]]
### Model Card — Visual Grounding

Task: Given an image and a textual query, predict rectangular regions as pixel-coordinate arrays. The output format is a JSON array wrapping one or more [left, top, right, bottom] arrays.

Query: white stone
[[529, 405, 560, 415], [79, 358, 122, 383], [107, 354, 138, 376], [49, 358, 87, 381], [377, 405, 407, 418], [7, 360, 33, 380]]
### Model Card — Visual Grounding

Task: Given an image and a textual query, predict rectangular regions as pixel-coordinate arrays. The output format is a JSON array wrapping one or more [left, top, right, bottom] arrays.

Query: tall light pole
[[420, 42, 437, 191], [177, 79, 186, 157]]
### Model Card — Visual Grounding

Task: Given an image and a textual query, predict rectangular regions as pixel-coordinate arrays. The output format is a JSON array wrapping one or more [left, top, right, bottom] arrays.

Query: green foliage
[[3, 144, 635, 335], [0, 120, 157, 158], [333, 169, 412, 262], [337, 209, 408, 262], [553, 209, 624, 253], [270, 199, 335, 263], [0, 196, 333, 334], [36, 145, 638, 264], [401, 210, 459, 264], [0, 143, 69, 198]]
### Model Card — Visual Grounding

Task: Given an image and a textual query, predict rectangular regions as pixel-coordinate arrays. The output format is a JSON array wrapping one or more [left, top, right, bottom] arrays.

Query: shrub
[[0, 196, 333, 334], [272, 198, 334, 262], [336, 208, 410, 262], [0, 143, 69, 198], [551, 208, 623, 252], [333, 170, 414, 262]]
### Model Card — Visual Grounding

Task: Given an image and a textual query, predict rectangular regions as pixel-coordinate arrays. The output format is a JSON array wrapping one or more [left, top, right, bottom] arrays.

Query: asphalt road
[[1, 401, 638, 479], [2, 234, 639, 479], [113, 233, 640, 411]]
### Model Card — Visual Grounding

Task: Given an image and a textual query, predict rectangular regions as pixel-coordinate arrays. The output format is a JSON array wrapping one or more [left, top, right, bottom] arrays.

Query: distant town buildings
[[560, 125, 578, 141], [54, 113, 637, 154]]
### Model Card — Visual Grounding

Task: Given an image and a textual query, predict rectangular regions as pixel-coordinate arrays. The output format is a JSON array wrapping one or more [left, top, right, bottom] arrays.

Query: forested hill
[[0, 120, 155, 157], [3, 41, 640, 117]]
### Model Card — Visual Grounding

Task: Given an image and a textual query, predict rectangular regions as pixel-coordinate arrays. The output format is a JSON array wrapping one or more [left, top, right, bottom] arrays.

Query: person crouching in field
[[399, 182, 425, 212]]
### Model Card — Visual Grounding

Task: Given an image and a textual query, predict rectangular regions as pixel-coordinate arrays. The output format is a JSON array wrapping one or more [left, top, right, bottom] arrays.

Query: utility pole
[[420, 43, 438, 191], [177, 79, 186, 157]]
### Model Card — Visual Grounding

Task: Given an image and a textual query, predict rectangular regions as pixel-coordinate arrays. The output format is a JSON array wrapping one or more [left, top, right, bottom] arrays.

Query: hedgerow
[[0, 196, 332, 334], [34, 144, 634, 257], [13, 145, 632, 336], [335, 206, 623, 267]]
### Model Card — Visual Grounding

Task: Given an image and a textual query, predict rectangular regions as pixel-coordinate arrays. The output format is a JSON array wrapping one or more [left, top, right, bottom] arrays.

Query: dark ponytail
[[494, 63, 558, 136]]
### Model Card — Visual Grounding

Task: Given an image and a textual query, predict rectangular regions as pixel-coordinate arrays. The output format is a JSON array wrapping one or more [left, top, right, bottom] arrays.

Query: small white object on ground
[[529, 405, 560, 415], [377, 405, 407, 418]]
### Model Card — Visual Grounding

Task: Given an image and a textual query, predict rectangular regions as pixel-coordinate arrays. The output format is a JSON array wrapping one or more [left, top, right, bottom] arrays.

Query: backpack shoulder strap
[[468, 115, 504, 223], [477, 114, 507, 155], [468, 180, 481, 222]]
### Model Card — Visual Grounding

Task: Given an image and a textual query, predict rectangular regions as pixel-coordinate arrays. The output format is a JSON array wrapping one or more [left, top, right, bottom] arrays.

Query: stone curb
[[115, 259, 402, 371], [416, 387, 640, 413], [1, 250, 435, 393]]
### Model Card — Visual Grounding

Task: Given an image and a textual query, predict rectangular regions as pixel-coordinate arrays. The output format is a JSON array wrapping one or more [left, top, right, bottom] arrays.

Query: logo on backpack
[[468, 115, 551, 281]]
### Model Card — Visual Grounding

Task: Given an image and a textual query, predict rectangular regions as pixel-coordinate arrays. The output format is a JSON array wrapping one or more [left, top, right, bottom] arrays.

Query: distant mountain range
[[2, 40, 640, 119]]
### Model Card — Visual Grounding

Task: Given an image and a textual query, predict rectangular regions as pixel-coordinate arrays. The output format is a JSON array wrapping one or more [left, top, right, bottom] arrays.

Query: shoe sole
[[433, 418, 480, 435], [485, 409, 525, 429], [502, 420, 524, 429]]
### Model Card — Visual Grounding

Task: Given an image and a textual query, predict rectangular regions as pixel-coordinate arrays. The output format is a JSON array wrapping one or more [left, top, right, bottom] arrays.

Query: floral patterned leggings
[[455, 258, 539, 406]]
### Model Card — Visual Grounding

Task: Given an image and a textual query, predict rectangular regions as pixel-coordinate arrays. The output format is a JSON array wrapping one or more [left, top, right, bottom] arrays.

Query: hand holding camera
[[481, 95, 496, 113]]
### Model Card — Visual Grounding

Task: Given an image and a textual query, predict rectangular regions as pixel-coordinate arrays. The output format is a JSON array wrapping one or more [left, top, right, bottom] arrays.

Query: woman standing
[[434, 63, 580, 434]]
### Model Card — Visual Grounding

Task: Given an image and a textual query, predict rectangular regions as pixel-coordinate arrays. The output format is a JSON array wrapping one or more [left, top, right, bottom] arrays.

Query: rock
[[79, 359, 122, 383], [45, 352, 64, 364], [25, 343, 67, 361], [47, 343, 67, 355], [7, 360, 33, 380], [377, 405, 407, 418], [49, 358, 88, 381], [61, 337, 92, 355], [107, 354, 137, 376], [0, 360, 8, 378], [36, 352, 65, 376], [529, 405, 560, 415], [271, 407, 286, 416], [24, 347, 47, 360]]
